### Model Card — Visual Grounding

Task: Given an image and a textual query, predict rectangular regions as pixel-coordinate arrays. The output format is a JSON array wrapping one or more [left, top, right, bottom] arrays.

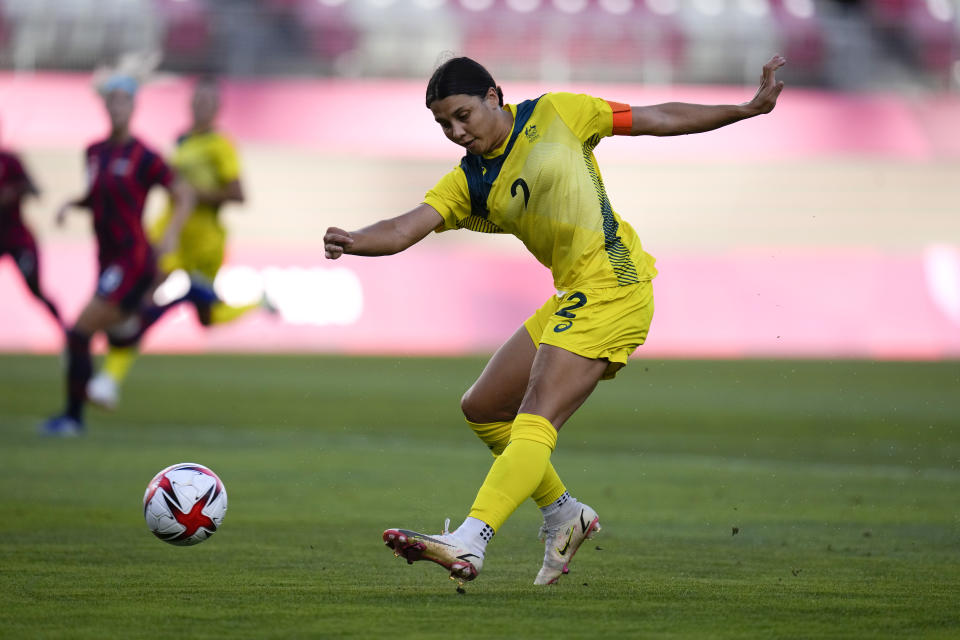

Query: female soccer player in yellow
[[324, 55, 785, 586], [89, 77, 254, 409]]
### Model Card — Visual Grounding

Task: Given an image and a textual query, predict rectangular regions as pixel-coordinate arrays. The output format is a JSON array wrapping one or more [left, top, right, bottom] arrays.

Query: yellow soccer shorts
[[523, 281, 654, 380], [150, 211, 226, 281]]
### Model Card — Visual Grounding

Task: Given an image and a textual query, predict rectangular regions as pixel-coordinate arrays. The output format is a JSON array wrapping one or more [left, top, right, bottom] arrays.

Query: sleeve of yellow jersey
[[212, 134, 241, 184], [547, 92, 632, 142], [422, 165, 472, 233]]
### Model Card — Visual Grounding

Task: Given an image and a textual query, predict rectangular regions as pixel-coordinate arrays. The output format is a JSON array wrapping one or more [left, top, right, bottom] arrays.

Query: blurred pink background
[[2, 75, 959, 358]]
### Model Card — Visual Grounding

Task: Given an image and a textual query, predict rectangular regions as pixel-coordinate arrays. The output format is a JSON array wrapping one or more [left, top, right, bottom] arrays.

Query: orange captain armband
[[607, 101, 632, 135]]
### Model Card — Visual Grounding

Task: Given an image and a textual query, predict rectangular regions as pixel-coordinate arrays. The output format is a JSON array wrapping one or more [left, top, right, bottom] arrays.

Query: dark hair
[[425, 57, 503, 108]]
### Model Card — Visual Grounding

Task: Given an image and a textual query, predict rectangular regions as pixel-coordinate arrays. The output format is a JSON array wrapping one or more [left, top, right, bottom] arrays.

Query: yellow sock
[[103, 346, 138, 383], [532, 464, 567, 508], [209, 301, 259, 325], [468, 413, 558, 531], [467, 419, 512, 456], [467, 419, 566, 507]]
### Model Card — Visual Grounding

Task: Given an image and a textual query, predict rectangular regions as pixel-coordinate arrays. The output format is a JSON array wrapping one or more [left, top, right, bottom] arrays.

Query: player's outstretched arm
[[54, 196, 90, 226], [195, 179, 244, 207], [627, 55, 785, 137], [324, 204, 443, 260], [155, 179, 196, 255]]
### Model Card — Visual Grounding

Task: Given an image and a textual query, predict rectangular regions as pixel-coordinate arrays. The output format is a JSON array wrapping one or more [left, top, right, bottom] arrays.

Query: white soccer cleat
[[383, 519, 483, 584], [534, 504, 601, 585], [86, 372, 120, 410]]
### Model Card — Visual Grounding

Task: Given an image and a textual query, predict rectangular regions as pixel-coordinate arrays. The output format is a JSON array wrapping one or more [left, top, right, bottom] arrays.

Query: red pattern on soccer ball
[[143, 464, 225, 544], [168, 484, 219, 541], [143, 473, 176, 514]]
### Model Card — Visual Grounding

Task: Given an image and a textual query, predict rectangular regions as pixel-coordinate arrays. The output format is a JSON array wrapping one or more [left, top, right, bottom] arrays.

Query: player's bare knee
[[461, 387, 515, 424], [460, 388, 483, 422], [461, 388, 495, 423]]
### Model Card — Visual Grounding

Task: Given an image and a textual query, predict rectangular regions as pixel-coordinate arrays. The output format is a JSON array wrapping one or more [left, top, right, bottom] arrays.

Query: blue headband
[[102, 74, 138, 96]]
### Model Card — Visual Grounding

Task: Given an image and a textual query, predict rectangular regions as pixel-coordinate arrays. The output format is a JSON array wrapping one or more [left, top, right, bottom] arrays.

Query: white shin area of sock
[[454, 516, 493, 557], [541, 492, 581, 528]]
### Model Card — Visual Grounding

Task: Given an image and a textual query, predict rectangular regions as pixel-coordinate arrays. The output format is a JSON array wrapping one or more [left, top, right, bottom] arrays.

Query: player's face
[[104, 89, 135, 131], [192, 85, 220, 127], [430, 89, 506, 155]]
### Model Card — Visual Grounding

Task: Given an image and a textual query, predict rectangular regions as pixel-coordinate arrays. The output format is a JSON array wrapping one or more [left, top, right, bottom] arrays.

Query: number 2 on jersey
[[511, 178, 530, 208]]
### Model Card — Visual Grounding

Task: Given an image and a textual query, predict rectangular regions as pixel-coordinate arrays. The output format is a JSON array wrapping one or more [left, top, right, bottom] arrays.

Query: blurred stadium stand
[[0, 0, 956, 89]]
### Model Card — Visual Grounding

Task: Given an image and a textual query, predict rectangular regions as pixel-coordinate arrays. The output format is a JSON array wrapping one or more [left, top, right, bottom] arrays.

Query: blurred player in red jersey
[[41, 72, 194, 436], [87, 77, 267, 410], [0, 118, 63, 327]]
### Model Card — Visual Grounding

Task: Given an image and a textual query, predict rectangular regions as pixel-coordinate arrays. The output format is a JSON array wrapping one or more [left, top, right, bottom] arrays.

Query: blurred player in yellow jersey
[[89, 77, 262, 409], [152, 76, 245, 295], [324, 55, 785, 586]]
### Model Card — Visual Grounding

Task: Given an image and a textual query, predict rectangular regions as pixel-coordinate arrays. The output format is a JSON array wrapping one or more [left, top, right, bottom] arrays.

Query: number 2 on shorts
[[553, 292, 587, 332]]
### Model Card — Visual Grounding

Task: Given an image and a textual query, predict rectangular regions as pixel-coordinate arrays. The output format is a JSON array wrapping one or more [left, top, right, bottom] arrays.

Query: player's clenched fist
[[324, 227, 354, 259]]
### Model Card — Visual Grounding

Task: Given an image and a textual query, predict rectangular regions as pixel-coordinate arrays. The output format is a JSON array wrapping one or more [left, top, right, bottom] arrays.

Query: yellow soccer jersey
[[150, 131, 240, 277], [423, 92, 657, 291], [171, 130, 240, 218]]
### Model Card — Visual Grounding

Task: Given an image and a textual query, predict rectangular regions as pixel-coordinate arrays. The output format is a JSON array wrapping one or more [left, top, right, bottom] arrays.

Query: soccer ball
[[143, 462, 228, 546]]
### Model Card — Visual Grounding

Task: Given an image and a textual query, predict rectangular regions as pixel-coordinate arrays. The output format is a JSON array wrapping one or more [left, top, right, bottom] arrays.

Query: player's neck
[[109, 128, 131, 144], [489, 108, 514, 153]]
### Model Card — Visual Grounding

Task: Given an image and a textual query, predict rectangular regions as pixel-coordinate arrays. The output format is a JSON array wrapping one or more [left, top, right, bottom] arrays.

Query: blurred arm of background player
[[54, 178, 196, 258], [323, 204, 442, 260], [193, 178, 244, 208], [153, 179, 195, 256], [54, 193, 92, 225]]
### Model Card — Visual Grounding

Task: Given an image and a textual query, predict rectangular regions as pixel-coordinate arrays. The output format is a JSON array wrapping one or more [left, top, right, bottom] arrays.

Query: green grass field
[[1, 355, 958, 639]]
